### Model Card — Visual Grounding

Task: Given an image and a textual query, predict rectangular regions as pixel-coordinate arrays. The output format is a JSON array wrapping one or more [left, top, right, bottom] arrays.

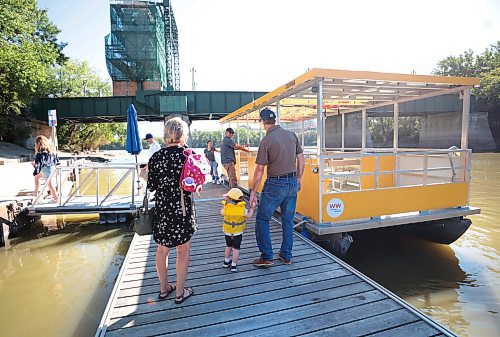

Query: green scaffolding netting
[[105, 0, 179, 91]]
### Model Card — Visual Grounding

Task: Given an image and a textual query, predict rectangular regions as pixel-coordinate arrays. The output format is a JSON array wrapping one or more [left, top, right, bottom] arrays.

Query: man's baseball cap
[[225, 127, 235, 134], [259, 108, 276, 120], [144, 133, 153, 140], [223, 188, 243, 200]]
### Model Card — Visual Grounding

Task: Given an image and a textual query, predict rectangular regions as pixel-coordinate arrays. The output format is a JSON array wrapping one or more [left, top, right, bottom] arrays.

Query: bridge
[[31, 91, 267, 124]]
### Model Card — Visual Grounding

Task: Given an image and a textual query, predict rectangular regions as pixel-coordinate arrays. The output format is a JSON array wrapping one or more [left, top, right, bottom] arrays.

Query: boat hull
[[398, 217, 472, 244]]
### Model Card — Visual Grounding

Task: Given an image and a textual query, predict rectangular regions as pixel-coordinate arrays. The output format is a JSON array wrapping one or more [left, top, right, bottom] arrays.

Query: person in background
[[220, 127, 250, 188], [249, 108, 305, 267], [145, 133, 161, 157], [147, 118, 196, 304], [32, 135, 59, 203], [139, 133, 162, 182], [204, 140, 220, 184], [219, 188, 255, 272]]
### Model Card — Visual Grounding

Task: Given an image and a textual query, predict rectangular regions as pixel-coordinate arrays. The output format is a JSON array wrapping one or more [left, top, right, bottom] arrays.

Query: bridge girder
[[31, 91, 267, 124]]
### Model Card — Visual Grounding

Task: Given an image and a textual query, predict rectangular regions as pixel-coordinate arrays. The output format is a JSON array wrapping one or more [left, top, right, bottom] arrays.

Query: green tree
[[59, 123, 126, 152], [433, 42, 500, 149], [46, 60, 112, 98], [0, 0, 66, 140], [49, 60, 124, 152]]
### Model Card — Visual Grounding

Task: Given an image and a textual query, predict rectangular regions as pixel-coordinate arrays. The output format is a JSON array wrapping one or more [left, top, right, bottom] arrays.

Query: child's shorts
[[225, 234, 242, 249]]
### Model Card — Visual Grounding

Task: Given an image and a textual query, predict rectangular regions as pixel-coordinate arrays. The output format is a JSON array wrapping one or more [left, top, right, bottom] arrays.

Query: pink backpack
[[179, 148, 210, 215]]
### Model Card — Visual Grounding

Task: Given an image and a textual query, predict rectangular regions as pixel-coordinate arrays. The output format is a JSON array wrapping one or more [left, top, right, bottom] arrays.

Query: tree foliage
[[52, 61, 123, 152], [0, 0, 66, 139], [59, 122, 126, 152], [433, 42, 499, 104], [46, 60, 112, 98], [433, 41, 500, 149]]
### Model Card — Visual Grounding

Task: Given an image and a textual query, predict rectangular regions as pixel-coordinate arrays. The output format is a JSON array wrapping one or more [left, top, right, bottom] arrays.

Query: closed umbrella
[[125, 104, 142, 195]]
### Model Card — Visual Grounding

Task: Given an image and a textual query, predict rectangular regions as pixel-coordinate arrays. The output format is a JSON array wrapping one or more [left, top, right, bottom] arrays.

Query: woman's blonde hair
[[164, 117, 188, 145], [35, 135, 56, 154]]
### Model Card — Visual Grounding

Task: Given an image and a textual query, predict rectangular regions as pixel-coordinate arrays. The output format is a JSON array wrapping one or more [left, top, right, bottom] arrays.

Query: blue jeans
[[210, 161, 219, 181], [255, 176, 298, 260]]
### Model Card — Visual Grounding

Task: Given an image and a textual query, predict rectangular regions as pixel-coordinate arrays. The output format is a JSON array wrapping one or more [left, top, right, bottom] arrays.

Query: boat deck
[[95, 184, 456, 337]]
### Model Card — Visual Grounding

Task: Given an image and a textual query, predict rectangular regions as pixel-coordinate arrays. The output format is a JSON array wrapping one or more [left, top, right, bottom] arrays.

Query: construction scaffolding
[[105, 0, 180, 95]]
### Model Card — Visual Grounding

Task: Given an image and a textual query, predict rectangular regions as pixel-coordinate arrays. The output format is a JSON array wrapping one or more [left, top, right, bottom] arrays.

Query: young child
[[220, 188, 255, 272]]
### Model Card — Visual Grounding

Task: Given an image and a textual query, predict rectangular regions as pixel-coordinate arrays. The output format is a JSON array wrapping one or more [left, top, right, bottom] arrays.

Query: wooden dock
[[96, 184, 457, 337]]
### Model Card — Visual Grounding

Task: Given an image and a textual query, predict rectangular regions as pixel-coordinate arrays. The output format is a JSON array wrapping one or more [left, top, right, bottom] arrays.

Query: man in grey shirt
[[249, 108, 305, 267], [220, 127, 250, 188]]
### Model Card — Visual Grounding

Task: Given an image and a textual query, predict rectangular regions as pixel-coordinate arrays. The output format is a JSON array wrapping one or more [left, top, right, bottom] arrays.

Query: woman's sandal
[[175, 287, 194, 304], [158, 283, 176, 300]]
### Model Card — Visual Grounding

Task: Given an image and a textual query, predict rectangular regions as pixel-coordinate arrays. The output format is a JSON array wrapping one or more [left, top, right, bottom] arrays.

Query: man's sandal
[[175, 287, 194, 304], [158, 283, 176, 300]]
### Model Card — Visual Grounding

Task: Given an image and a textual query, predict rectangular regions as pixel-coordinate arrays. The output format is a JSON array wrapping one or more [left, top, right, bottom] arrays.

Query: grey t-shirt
[[204, 148, 216, 162], [256, 126, 303, 177], [221, 136, 236, 164]]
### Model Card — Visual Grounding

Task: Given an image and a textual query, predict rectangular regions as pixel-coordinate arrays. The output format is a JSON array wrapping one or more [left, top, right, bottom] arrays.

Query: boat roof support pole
[[276, 100, 281, 125], [362, 109, 367, 151], [317, 79, 324, 224], [461, 88, 471, 150], [236, 119, 240, 144], [301, 120, 305, 147], [341, 113, 345, 151], [394, 101, 400, 187], [316, 79, 324, 155], [246, 113, 250, 145], [393, 102, 399, 151]]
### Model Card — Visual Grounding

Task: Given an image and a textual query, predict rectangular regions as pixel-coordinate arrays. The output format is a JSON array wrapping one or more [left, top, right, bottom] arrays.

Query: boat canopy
[[220, 68, 480, 124]]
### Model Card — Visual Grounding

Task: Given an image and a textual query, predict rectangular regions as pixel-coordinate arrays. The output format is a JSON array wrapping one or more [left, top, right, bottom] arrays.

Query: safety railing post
[[131, 168, 135, 205], [58, 167, 62, 206], [96, 169, 100, 206], [423, 153, 428, 185]]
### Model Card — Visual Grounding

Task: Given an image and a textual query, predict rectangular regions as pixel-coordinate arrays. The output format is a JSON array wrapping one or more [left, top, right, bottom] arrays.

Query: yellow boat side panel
[[248, 156, 320, 222], [360, 156, 396, 189], [321, 182, 469, 222], [247, 156, 267, 192], [296, 162, 320, 222]]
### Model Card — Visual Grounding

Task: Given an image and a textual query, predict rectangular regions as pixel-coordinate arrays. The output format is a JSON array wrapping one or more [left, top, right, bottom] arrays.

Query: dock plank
[[96, 184, 458, 337]]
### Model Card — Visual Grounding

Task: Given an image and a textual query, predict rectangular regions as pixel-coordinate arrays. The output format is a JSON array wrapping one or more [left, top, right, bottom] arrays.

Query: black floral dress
[[147, 146, 197, 247]]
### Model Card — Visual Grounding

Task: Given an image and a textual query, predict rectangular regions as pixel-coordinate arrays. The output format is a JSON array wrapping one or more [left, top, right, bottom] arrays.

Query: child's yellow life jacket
[[222, 200, 246, 234]]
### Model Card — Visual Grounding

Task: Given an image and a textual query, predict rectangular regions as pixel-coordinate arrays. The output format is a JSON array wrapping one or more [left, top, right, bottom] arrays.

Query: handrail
[[32, 163, 141, 209], [317, 149, 470, 193]]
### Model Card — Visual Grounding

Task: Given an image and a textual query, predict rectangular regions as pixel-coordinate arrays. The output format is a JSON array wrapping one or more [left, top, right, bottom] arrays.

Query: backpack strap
[[182, 148, 193, 158]]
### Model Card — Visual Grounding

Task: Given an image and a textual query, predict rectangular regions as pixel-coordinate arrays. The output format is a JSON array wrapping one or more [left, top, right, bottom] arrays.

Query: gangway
[[26, 162, 145, 217]]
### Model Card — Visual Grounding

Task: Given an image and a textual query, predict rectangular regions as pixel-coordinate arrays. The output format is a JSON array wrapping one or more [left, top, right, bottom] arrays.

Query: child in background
[[220, 188, 255, 272]]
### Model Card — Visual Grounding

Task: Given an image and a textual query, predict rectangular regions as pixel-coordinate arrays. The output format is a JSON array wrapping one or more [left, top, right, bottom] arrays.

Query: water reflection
[[347, 153, 500, 337], [0, 217, 132, 337]]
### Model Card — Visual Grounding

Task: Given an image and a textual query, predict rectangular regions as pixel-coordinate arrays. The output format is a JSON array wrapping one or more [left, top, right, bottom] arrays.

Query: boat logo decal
[[327, 198, 344, 218]]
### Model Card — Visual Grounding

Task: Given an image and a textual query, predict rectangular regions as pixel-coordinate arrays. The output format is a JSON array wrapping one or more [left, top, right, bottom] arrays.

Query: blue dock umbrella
[[125, 104, 142, 194]]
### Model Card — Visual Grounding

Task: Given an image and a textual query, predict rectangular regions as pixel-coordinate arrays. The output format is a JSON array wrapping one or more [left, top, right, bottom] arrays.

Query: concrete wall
[[419, 111, 496, 152], [325, 114, 373, 149]]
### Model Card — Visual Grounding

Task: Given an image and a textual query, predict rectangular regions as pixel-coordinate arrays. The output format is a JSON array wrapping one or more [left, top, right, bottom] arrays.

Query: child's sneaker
[[222, 259, 232, 268], [230, 264, 238, 272]]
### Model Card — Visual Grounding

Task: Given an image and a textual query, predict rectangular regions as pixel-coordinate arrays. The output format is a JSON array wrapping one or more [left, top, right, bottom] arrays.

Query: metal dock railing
[[26, 162, 144, 216]]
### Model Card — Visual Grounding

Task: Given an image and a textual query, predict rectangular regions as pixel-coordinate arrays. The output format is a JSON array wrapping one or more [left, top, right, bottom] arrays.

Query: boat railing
[[32, 162, 141, 208], [309, 149, 470, 193]]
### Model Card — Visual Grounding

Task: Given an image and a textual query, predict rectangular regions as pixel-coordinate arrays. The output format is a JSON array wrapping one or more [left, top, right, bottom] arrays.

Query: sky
[[37, 0, 500, 135]]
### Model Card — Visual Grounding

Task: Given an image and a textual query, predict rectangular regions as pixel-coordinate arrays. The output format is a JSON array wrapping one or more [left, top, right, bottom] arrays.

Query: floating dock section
[[96, 185, 457, 336]]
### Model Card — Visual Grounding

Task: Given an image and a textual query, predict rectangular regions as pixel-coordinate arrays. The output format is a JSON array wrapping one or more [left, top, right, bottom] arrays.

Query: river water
[[0, 153, 498, 336], [347, 153, 500, 336]]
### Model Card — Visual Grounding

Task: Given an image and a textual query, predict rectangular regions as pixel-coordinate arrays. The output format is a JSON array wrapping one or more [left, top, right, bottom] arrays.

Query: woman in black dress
[[147, 117, 197, 304]]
